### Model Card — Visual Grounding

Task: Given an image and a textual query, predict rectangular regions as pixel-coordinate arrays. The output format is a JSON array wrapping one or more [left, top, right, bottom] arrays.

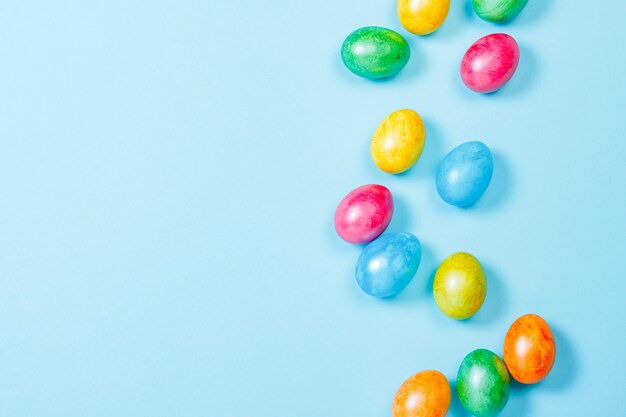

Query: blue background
[[0, 1, 624, 416]]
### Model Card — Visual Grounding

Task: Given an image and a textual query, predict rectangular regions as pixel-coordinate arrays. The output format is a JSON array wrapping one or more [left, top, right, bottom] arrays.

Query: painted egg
[[355, 232, 421, 298], [503, 314, 557, 384], [398, 0, 450, 35], [436, 141, 493, 207], [392, 370, 451, 417], [472, 0, 529, 23], [371, 109, 426, 174], [433, 252, 486, 320], [341, 26, 410, 79], [460, 33, 519, 93], [334, 184, 393, 244], [457, 349, 510, 417]]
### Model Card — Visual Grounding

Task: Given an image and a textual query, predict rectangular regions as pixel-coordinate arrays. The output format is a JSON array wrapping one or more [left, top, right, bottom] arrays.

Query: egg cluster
[[394, 315, 556, 417], [335, 1, 557, 416]]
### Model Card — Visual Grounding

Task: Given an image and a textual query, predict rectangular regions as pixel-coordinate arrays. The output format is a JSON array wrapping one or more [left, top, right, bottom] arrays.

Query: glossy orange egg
[[503, 314, 556, 384], [392, 370, 451, 417]]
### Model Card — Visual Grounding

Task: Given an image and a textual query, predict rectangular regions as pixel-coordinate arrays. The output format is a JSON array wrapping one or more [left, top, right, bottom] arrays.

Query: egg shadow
[[387, 193, 415, 234], [499, 382, 533, 417], [393, 118, 447, 182], [434, 0, 473, 40], [538, 325, 579, 391], [416, 119, 447, 179], [463, 262, 509, 327], [499, 0, 556, 27], [372, 36, 427, 84], [448, 380, 471, 417], [470, 151, 514, 212], [456, 0, 481, 26], [497, 44, 540, 98], [462, 0, 475, 19], [418, 244, 439, 297], [387, 0, 398, 24]]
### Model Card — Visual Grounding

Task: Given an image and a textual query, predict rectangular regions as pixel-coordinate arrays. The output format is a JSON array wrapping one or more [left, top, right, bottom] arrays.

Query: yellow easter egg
[[371, 109, 426, 174], [398, 0, 450, 36], [433, 252, 486, 320]]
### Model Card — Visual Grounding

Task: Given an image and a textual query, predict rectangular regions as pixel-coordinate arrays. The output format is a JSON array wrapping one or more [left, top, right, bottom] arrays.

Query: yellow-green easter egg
[[433, 252, 486, 320], [398, 0, 450, 36], [371, 109, 426, 174]]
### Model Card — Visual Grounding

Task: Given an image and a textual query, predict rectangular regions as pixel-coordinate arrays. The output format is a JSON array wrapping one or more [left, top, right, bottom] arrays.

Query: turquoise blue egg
[[436, 141, 493, 207], [355, 232, 421, 298]]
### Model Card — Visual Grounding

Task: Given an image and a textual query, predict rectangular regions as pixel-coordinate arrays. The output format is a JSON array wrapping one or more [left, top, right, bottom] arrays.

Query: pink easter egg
[[334, 184, 394, 244], [460, 33, 520, 93]]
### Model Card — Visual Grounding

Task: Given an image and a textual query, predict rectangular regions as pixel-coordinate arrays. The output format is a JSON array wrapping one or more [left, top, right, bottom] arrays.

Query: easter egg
[[355, 232, 421, 298], [371, 109, 426, 174], [503, 314, 557, 384], [334, 184, 393, 244], [460, 33, 519, 93], [436, 141, 493, 207], [398, 0, 450, 36], [457, 349, 510, 417], [472, 0, 529, 23], [433, 252, 486, 320], [392, 370, 451, 417], [341, 26, 410, 79]]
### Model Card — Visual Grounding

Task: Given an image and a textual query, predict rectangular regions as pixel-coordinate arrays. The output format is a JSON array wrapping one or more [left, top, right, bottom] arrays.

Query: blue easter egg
[[355, 232, 422, 298], [436, 141, 493, 207]]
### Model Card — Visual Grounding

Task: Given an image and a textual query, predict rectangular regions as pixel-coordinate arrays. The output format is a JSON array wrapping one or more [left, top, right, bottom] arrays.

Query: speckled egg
[[398, 0, 450, 35], [341, 26, 410, 79], [503, 314, 557, 384], [392, 370, 451, 417], [457, 349, 510, 417], [334, 184, 393, 244], [355, 232, 421, 298], [472, 0, 529, 23], [433, 252, 486, 320], [460, 33, 519, 93], [371, 109, 426, 174], [436, 141, 493, 207]]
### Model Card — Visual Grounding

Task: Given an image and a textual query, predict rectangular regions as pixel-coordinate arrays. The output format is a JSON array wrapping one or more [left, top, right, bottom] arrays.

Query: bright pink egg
[[460, 33, 519, 93], [334, 184, 393, 244]]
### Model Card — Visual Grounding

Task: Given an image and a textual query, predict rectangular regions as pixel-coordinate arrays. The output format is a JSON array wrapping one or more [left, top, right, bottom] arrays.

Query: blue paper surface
[[0, 1, 624, 415]]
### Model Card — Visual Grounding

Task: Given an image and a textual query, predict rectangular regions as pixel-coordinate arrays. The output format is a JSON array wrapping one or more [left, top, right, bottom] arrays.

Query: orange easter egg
[[503, 314, 557, 384], [392, 370, 451, 417]]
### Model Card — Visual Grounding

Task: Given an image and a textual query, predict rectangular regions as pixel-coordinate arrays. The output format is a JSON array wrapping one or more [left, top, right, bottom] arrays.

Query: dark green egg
[[456, 349, 510, 417], [340, 26, 410, 80]]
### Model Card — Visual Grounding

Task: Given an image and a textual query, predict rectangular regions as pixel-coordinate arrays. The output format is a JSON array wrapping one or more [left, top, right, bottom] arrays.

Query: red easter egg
[[334, 184, 393, 244], [460, 33, 520, 93]]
